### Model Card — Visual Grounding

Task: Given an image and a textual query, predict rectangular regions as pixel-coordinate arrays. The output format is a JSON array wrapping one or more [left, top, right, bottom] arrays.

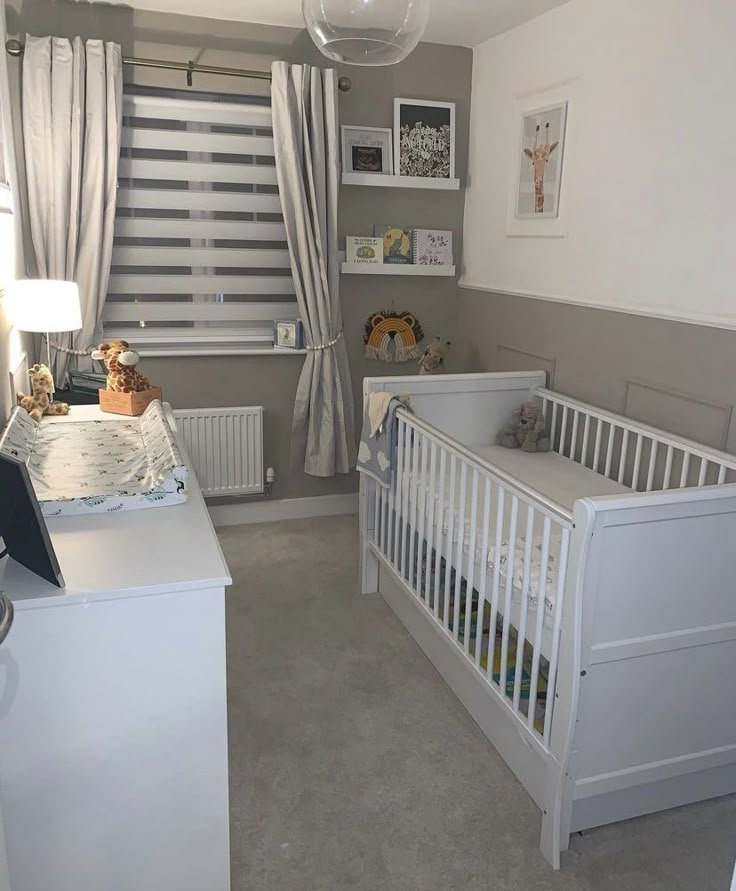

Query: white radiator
[[173, 406, 264, 497]]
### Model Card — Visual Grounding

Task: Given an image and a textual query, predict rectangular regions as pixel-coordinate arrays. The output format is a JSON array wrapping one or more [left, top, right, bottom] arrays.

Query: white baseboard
[[208, 492, 358, 527]]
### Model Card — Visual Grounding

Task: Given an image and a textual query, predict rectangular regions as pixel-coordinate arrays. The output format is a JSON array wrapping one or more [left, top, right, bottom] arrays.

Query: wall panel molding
[[497, 344, 557, 388], [458, 282, 736, 333], [624, 380, 732, 451]]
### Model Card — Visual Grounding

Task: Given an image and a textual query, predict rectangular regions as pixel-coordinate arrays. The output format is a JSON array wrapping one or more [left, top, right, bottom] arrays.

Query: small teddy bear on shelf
[[91, 340, 151, 393], [498, 401, 550, 453], [418, 337, 451, 375], [17, 364, 70, 422]]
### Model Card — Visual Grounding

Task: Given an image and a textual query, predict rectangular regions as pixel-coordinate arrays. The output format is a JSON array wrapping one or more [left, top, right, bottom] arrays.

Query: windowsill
[[135, 344, 308, 358]]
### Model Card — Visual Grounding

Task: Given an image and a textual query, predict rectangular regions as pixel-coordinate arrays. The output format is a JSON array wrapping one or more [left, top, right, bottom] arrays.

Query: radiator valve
[[265, 466, 275, 497]]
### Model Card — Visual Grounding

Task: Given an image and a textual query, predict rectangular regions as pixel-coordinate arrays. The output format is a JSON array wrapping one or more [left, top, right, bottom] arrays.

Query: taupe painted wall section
[[456, 289, 736, 455], [6, 0, 472, 499]]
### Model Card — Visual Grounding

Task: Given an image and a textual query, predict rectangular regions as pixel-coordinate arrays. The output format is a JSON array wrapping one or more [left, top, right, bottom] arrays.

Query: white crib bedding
[[0, 401, 188, 517], [400, 445, 628, 619]]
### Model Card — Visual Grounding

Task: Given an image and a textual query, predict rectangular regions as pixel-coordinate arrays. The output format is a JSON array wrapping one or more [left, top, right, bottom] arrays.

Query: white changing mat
[[0, 401, 188, 517]]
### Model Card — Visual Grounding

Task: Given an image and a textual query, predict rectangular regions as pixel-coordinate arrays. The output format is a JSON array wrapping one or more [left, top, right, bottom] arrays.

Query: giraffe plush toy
[[17, 364, 70, 422], [91, 340, 151, 393]]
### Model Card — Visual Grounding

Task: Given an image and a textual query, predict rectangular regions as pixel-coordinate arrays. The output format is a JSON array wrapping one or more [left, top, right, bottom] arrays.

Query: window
[[105, 88, 296, 356]]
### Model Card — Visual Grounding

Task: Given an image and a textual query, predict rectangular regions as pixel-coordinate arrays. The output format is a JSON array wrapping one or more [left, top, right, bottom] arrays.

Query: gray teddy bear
[[498, 401, 550, 453]]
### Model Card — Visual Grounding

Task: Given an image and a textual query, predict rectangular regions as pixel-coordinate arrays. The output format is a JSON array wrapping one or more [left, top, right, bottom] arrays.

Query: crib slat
[[393, 419, 407, 567], [698, 458, 708, 487], [381, 464, 389, 555], [416, 436, 429, 600], [443, 456, 457, 630], [604, 424, 615, 478], [581, 414, 591, 467], [464, 469, 480, 655], [474, 478, 493, 670], [452, 462, 468, 644], [679, 451, 691, 488], [388, 423, 399, 564], [550, 402, 559, 450], [663, 445, 674, 490], [558, 407, 569, 455], [512, 507, 536, 713], [631, 434, 643, 491], [543, 527, 570, 746], [527, 516, 551, 732], [645, 440, 659, 492], [424, 441, 438, 608], [617, 428, 630, 484], [498, 495, 520, 699], [569, 411, 579, 460], [592, 418, 603, 473], [408, 431, 421, 590], [399, 420, 412, 579], [486, 487, 505, 685], [433, 448, 447, 620], [373, 478, 380, 548]]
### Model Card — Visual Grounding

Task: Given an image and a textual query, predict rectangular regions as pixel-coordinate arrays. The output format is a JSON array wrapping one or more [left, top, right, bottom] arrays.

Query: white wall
[[461, 0, 736, 329]]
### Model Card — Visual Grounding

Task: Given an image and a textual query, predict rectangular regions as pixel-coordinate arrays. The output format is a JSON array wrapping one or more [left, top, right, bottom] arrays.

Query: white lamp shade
[[7, 279, 82, 333]]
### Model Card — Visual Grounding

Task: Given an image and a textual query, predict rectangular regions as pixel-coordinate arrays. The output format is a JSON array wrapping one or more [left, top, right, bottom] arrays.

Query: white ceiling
[[118, 0, 571, 48]]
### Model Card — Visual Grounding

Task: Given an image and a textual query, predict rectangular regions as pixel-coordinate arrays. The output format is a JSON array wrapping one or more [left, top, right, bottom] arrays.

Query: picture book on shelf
[[413, 229, 453, 266], [346, 236, 383, 265], [374, 225, 413, 264]]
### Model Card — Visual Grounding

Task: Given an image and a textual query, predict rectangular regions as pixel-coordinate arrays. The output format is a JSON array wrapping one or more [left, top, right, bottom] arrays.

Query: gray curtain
[[271, 61, 355, 477], [21, 34, 122, 382], [0, 5, 33, 280]]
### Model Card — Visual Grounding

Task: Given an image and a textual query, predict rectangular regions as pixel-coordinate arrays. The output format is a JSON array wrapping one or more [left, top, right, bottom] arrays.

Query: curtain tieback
[[306, 329, 343, 352]]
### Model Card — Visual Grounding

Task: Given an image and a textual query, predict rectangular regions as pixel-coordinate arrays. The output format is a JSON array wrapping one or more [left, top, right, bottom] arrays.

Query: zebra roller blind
[[106, 89, 296, 355]]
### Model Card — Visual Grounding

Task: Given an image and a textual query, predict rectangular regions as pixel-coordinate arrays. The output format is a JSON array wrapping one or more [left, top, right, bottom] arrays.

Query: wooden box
[[98, 387, 163, 417]]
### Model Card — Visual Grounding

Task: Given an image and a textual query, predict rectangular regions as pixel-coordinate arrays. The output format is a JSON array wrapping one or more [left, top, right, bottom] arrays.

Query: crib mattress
[[400, 445, 628, 620], [0, 400, 188, 517], [470, 445, 630, 512]]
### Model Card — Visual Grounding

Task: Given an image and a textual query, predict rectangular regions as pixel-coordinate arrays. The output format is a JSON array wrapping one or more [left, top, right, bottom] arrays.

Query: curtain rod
[[4, 38, 352, 91]]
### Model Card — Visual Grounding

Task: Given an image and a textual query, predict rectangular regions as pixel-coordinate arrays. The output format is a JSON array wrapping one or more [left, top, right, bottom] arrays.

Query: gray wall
[[6, 0, 472, 500], [456, 288, 736, 455]]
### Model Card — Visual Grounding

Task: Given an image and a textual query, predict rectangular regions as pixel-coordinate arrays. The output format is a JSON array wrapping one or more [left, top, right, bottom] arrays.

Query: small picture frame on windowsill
[[273, 319, 305, 351]]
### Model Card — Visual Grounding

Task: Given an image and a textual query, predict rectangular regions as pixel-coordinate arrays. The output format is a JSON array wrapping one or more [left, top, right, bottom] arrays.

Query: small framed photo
[[273, 319, 304, 350], [394, 98, 455, 179], [341, 126, 393, 175]]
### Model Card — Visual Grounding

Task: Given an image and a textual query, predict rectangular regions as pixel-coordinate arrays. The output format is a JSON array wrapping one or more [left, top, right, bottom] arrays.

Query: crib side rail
[[537, 387, 736, 491], [364, 408, 573, 751]]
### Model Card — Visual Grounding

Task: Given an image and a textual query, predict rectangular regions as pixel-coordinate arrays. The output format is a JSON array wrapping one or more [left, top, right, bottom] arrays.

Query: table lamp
[[6, 279, 82, 393]]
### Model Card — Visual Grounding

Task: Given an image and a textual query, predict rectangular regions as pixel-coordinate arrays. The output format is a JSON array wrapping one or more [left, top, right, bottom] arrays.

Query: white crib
[[359, 371, 736, 868]]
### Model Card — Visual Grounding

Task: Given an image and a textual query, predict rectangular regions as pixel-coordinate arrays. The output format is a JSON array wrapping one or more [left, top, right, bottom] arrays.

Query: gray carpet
[[220, 516, 735, 890]]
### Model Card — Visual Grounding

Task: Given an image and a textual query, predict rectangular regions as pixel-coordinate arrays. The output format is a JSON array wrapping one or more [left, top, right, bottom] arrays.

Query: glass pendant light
[[302, 0, 431, 67]]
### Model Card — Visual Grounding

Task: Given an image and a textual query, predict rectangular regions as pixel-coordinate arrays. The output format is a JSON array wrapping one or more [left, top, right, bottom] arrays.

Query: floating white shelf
[[341, 172, 461, 191], [341, 263, 456, 277]]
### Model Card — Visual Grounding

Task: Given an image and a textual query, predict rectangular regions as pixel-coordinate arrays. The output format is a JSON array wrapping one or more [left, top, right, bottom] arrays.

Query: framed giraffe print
[[515, 101, 568, 220]]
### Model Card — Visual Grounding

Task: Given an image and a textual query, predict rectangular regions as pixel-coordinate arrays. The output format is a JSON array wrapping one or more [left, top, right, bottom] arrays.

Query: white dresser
[[0, 406, 232, 891]]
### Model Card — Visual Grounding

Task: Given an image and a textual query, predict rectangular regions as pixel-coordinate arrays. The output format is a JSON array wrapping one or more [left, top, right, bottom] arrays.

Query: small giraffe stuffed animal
[[91, 340, 151, 393], [17, 364, 70, 422]]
